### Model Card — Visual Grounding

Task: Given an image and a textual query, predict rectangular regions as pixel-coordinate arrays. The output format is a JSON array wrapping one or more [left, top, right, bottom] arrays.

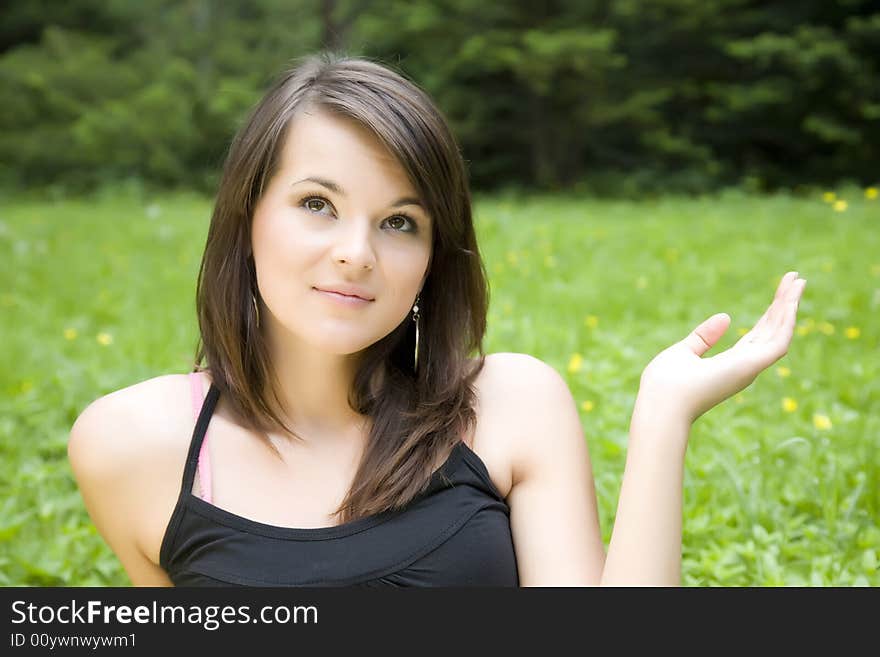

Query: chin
[[319, 344, 377, 358], [307, 333, 382, 356]]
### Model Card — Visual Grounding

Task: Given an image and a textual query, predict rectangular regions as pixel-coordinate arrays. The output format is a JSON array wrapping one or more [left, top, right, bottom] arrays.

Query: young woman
[[67, 52, 806, 587]]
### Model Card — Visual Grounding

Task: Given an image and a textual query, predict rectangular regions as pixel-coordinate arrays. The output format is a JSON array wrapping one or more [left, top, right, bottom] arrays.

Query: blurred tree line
[[1, 0, 878, 194]]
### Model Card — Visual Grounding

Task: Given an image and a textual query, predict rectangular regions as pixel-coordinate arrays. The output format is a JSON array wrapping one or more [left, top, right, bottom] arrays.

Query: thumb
[[682, 313, 730, 357]]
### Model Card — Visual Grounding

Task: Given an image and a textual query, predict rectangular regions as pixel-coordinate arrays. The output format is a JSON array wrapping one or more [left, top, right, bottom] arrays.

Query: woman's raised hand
[[637, 271, 807, 424]]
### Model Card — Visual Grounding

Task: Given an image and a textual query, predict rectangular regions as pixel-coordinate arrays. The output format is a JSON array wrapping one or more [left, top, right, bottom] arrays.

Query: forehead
[[278, 107, 417, 195]]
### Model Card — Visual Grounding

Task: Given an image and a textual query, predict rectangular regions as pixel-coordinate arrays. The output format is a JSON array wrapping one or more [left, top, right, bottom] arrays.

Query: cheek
[[252, 223, 302, 304], [253, 207, 315, 272], [381, 248, 430, 304]]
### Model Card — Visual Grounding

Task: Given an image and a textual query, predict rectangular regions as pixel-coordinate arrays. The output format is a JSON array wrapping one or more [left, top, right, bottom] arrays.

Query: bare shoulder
[[469, 352, 578, 496], [475, 352, 568, 393], [68, 373, 197, 583], [69, 373, 194, 466], [476, 353, 605, 585]]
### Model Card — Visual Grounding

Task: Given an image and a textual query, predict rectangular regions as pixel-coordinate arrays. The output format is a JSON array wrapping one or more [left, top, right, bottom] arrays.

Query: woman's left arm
[[502, 354, 607, 585], [506, 271, 806, 585]]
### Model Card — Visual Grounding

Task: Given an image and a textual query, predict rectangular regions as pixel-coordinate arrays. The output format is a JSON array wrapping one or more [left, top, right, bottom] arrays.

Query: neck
[[263, 326, 370, 446]]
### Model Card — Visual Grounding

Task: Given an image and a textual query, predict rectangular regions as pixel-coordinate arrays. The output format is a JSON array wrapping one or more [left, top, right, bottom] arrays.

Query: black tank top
[[159, 383, 520, 586]]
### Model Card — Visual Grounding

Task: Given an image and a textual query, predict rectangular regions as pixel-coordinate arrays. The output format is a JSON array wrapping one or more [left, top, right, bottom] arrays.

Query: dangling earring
[[252, 293, 260, 328], [412, 294, 420, 373]]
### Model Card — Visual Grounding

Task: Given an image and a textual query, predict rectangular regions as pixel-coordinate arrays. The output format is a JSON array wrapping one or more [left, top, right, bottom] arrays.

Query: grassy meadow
[[1, 187, 877, 586]]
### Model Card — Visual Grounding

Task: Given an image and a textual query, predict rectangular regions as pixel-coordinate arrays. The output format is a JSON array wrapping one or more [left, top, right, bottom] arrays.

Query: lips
[[313, 287, 374, 301]]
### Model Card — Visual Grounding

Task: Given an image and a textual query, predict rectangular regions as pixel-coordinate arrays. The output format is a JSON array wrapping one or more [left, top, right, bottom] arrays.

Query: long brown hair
[[193, 51, 489, 523]]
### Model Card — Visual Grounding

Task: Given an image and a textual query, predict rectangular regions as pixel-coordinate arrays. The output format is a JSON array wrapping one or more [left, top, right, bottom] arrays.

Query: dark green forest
[[2, 0, 878, 194]]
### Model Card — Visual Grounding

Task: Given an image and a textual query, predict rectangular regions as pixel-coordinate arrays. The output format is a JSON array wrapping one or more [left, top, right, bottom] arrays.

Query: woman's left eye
[[300, 196, 416, 233], [385, 215, 417, 232], [304, 197, 328, 213]]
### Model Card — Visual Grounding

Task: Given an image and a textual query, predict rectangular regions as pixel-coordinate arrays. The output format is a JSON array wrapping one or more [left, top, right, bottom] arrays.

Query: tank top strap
[[183, 372, 219, 502]]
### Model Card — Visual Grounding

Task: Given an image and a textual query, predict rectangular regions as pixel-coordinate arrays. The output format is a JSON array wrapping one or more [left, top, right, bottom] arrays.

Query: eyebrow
[[292, 176, 425, 210]]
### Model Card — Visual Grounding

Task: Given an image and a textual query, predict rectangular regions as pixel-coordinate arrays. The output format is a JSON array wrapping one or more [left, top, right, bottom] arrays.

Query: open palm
[[639, 271, 807, 424]]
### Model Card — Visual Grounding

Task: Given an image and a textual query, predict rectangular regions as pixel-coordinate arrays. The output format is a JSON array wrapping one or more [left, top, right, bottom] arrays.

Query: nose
[[330, 217, 376, 270]]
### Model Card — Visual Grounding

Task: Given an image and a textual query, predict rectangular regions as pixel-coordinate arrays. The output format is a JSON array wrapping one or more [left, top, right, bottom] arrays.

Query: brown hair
[[192, 51, 489, 524]]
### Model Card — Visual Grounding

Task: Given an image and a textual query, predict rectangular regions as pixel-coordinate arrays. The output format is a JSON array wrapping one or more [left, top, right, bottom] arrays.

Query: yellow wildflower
[[581, 400, 594, 413], [796, 318, 815, 336], [866, 187, 878, 200], [567, 353, 583, 373], [777, 366, 791, 378], [833, 200, 848, 212], [817, 322, 835, 335], [822, 191, 836, 203], [584, 315, 599, 329], [813, 414, 832, 430], [96, 332, 113, 346], [782, 397, 798, 413], [844, 327, 860, 339], [63, 328, 78, 340]]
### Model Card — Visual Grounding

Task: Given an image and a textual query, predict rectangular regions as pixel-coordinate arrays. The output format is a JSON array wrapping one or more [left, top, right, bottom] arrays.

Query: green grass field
[[1, 187, 877, 586]]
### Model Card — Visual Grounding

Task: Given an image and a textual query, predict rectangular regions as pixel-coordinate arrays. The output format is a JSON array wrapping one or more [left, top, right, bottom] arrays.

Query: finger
[[737, 272, 797, 346], [766, 271, 799, 333], [684, 313, 730, 356], [772, 277, 806, 349], [772, 274, 805, 333], [778, 271, 799, 296]]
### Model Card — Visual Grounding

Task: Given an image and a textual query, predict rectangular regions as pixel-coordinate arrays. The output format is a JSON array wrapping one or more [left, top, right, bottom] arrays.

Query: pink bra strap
[[189, 372, 213, 503]]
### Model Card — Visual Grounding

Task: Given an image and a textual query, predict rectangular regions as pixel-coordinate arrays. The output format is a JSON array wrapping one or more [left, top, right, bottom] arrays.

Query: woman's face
[[250, 107, 433, 356]]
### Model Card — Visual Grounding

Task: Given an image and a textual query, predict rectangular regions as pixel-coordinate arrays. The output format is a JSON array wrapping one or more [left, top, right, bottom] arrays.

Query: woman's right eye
[[302, 196, 331, 214]]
